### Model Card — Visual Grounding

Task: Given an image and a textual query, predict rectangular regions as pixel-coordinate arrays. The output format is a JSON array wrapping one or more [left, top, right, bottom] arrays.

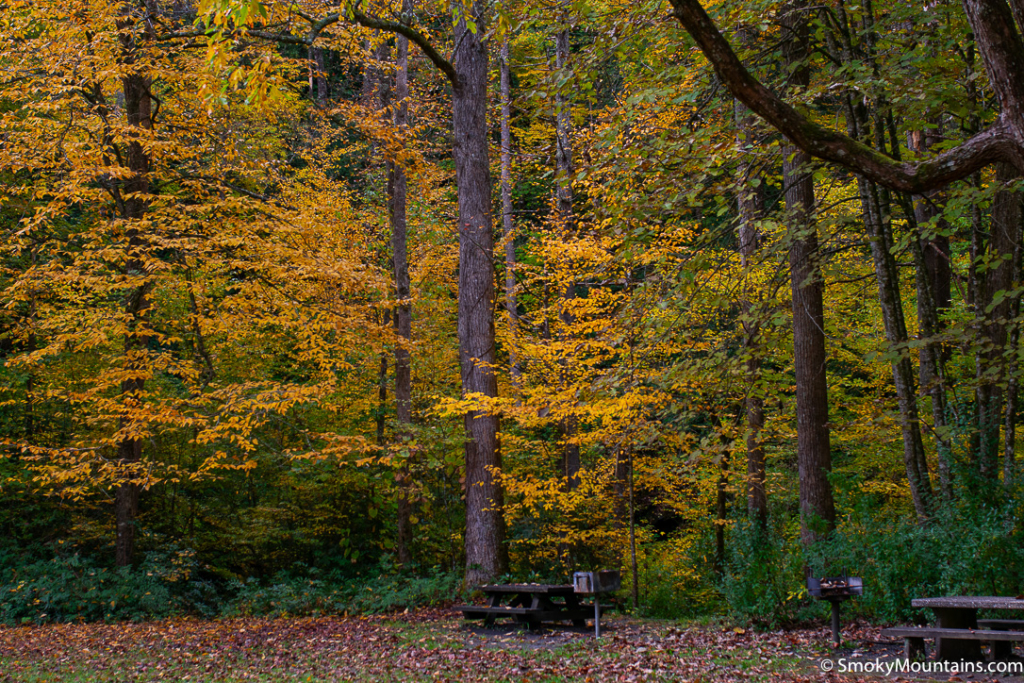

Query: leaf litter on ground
[[0, 609, 1012, 682]]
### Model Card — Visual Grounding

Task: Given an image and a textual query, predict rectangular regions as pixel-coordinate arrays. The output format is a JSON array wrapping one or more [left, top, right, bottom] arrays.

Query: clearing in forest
[[0, 609, 983, 682]]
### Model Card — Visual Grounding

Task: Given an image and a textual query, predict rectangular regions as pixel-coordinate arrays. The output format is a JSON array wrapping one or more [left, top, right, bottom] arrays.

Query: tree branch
[[347, 10, 459, 89], [162, 8, 459, 90], [668, 0, 1022, 192]]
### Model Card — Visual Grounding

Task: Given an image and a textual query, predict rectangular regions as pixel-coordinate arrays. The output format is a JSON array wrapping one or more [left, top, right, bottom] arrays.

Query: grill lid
[[807, 576, 863, 598]]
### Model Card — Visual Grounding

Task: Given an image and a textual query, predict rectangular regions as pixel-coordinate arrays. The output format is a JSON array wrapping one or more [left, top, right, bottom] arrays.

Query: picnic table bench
[[881, 596, 1024, 661], [455, 583, 598, 629]]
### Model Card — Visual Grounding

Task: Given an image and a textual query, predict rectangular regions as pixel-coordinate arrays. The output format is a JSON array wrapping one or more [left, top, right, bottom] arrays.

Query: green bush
[[637, 535, 722, 619], [806, 497, 1024, 623], [0, 554, 173, 624], [225, 561, 463, 617], [720, 483, 1024, 626], [0, 549, 462, 624], [720, 518, 804, 626]]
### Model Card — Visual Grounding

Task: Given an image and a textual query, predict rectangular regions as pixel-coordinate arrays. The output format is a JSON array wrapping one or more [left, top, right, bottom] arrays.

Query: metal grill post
[[830, 600, 841, 647]]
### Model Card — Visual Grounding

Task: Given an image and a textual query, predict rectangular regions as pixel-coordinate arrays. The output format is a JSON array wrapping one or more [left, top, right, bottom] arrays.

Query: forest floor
[[0, 608, 1017, 682]]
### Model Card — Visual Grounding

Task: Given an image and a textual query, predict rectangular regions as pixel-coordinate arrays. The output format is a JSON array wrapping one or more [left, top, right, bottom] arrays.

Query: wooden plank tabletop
[[479, 583, 575, 594], [912, 596, 1024, 610]]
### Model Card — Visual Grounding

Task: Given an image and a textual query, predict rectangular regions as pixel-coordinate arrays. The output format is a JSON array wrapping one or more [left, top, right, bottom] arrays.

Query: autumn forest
[[2, 0, 1024, 629]]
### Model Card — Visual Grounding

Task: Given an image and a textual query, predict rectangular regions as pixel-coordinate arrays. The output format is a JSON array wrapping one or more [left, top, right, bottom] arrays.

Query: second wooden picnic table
[[883, 596, 1024, 661], [456, 583, 593, 628]]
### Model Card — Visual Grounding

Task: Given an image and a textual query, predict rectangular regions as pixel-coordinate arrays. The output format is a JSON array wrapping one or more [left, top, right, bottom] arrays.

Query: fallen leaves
[[0, 610, 960, 682]]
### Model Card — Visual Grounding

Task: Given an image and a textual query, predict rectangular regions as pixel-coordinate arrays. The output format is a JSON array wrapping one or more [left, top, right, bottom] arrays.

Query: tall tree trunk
[[499, 39, 520, 386], [735, 99, 768, 525], [714, 450, 729, 576], [454, 3, 508, 585], [308, 46, 329, 107], [114, 11, 154, 568], [24, 247, 38, 444], [830, 0, 933, 518], [908, 127, 954, 499], [554, 4, 581, 491], [1006, 319, 1021, 487], [977, 164, 1023, 482], [782, 2, 836, 546], [392, 15, 414, 564], [376, 310, 390, 448], [373, 43, 393, 454], [1005, 176, 1023, 486], [908, 205, 953, 499], [858, 171, 933, 517]]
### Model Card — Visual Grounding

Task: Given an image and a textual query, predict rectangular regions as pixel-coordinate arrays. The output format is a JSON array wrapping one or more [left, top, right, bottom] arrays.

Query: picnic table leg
[[905, 636, 926, 662], [483, 592, 506, 627], [992, 639, 1013, 661], [985, 624, 1014, 661], [934, 608, 982, 662], [563, 593, 587, 627]]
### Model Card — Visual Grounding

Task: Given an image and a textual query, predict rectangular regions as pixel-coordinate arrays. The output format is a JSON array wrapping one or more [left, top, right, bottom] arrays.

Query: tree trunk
[[499, 39, 520, 386], [736, 99, 768, 525], [908, 128, 954, 498], [1005, 175, 1023, 486], [714, 448, 730, 575], [392, 15, 414, 565], [859, 170, 933, 518], [782, 2, 836, 546], [828, 0, 933, 518], [376, 310, 389, 448], [785, 147, 837, 545], [308, 46, 329, 106], [554, 4, 581, 491], [454, 4, 508, 585], [114, 12, 154, 567], [908, 207, 953, 499], [977, 164, 1023, 482], [845, 103, 934, 516]]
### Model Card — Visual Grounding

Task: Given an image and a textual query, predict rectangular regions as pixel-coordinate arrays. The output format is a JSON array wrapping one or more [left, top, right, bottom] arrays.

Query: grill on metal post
[[573, 570, 621, 638], [807, 575, 863, 647]]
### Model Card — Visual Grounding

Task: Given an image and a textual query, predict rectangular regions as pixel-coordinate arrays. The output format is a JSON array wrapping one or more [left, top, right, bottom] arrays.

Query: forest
[[2, 0, 1024, 632]]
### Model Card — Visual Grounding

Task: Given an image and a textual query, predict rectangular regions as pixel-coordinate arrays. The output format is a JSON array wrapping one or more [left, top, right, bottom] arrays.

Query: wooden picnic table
[[883, 596, 1024, 661], [455, 583, 594, 629]]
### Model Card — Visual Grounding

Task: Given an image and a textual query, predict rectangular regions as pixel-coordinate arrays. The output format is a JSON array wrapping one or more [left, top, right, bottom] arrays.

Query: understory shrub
[[0, 552, 462, 624], [638, 535, 721, 618], [722, 486, 1024, 626], [720, 517, 804, 626], [0, 554, 174, 624], [225, 562, 462, 618], [806, 497, 1024, 623]]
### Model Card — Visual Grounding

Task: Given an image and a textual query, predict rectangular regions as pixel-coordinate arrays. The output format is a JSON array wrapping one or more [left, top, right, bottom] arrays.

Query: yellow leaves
[[290, 435, 375, 464], [433, 392, 516, 420]]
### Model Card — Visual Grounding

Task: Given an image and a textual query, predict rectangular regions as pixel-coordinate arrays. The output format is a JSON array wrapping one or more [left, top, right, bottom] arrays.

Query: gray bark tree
[[781, 3, 836, 545], [553, 2, 581, 491], [390, 12, 414, 564], [500, 39, 520, 386], [735, 100, 768, 525], [451, 5, 509, 584]]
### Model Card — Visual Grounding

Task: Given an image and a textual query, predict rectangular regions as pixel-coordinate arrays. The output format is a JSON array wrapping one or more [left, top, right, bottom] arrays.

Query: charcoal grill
[[807, 575, 863, 647], [573, 570, 621, 638]]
